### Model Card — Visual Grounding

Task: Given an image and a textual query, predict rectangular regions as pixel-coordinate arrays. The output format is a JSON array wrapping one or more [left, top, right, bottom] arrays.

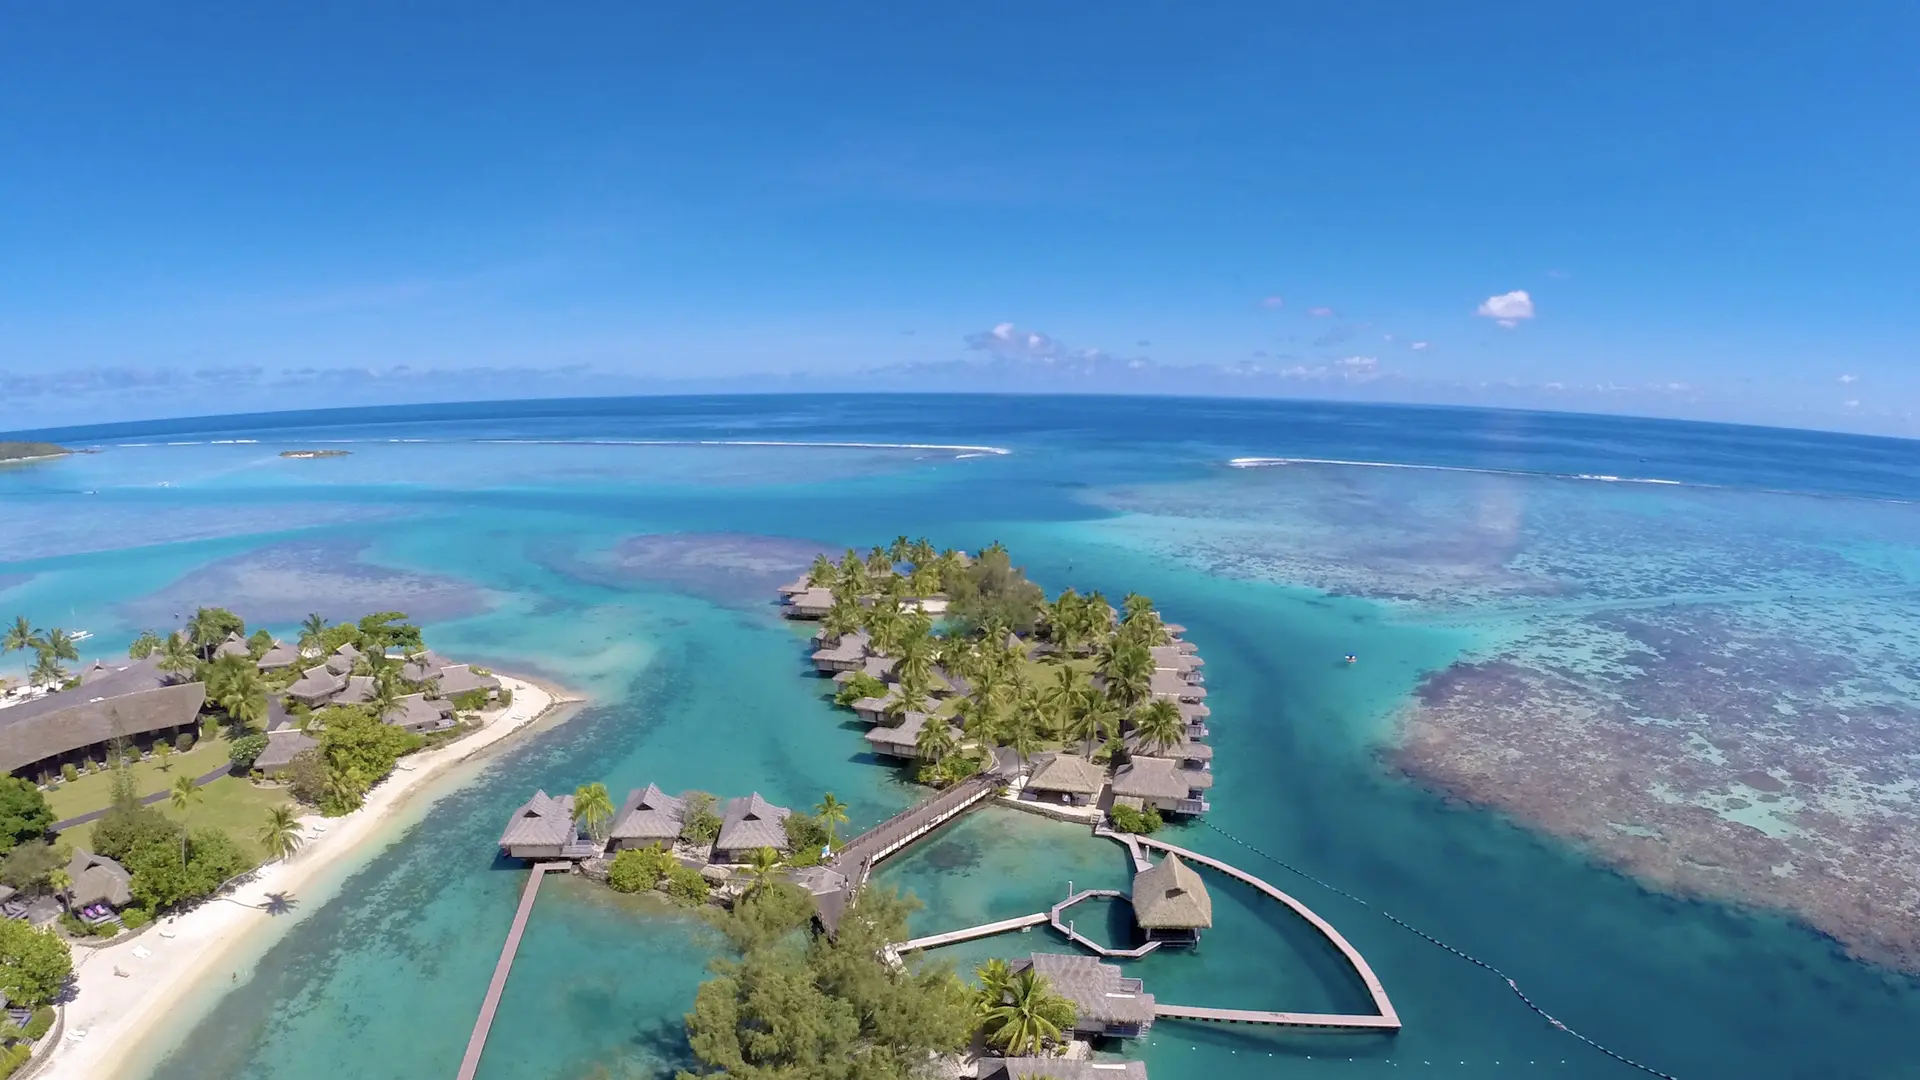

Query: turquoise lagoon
[[3, 396, 1919, 1079]]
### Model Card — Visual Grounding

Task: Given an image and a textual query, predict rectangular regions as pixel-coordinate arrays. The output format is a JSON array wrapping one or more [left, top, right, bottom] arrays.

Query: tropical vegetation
[[973, 961, 1078, 1056]]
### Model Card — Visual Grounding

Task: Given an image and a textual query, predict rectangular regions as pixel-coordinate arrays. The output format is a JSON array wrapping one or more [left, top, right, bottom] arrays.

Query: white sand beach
[[38, 675, 584, 1080]]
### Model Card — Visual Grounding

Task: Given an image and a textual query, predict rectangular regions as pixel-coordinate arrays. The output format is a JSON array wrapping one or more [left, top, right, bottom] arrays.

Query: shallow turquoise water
[[5, 396, 1919, 1080]]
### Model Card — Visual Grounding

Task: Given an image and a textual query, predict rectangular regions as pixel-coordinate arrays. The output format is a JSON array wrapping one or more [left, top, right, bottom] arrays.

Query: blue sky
[[2, 4, 1914, 434]]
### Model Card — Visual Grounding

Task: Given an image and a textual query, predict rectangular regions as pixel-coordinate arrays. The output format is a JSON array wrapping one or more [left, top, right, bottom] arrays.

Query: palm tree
[[744, 846, 783, 896], [1068, 688, 1118, 756], [999, 711, 1042, 763], [823, 596, 864, 640], [29, 652, 66, 689], [572, 782, 615, 841], [259, 805, 304, 860], [865, 600, 905, 656], [952, 694, 998, 745], [170, 774, 201, 814], [973, 957, 1014, 1006], [915, 718, 957, 763], [298, 613, 329, 654], [210, 656, 269, 730], [906, 562, 943, 599], [814, 792, 849, 846], [1099, 641, 1152, 710], [157, 631, 198, 683], [1040, 666, 1084, 741], [128, 629, 163, 659], [368, 664, 407, 720], [980, 968, 1076, 1055], [1, 616, 34, 657], [896, 632, 935, 691], [807, 553, 836, 588], [866, 545, 894, 578], [1133, 699, 1186, 755], [892, 672, 932, 717], [887, 535, 912, 564], [35, 628, 80, 663], [908, 536, 937, 570]]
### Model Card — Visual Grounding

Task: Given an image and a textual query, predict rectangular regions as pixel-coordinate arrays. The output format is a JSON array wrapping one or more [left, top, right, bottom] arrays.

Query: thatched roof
[[1122, 733, 1213, 762], [255, 728, 318, 773], [717, 793, 790, 853], [434, 664, 500, 697], [65, 849, 132, 909], [1026, 752, 1106, 796], [387, 693, 453, 732], [285, 666, 347, 704], [500, 790, 577, 849], [1111, 757, 1209, 800], [400, 650, 454, 682], [611, 784, 686, 843], [1013, 953, 1155, 1027], [1148, 671, 1206, 701], [0, 656, 205, 775], [336, 675, 377, 705], [1132, 853, 1212, 929], [863, 711, 955, 755], [323, 643, 360, 675], [257, 640, 302, 670], [213, 632, 250, 660]]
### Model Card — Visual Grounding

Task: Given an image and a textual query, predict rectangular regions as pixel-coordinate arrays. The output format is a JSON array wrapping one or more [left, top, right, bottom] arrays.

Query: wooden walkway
[[1048, 889, 1162, 959], [830, 774, 998, 886], [456, 861, 571, 1080], [896, 910, 1050, 951], [1123, 834, 1401, 1032]]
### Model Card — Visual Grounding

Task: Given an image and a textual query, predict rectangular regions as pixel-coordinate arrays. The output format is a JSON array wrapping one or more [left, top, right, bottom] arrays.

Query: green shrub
[[119, 907, 153, 930], [450, 689, 489, 711], [152, 738, 170, 754], [83, 760, 100, 774], [0, 1043, 31, 1077], [175, 732, 195, 753], [228, 733, 268, 772], [23, 1005, 53, 1040], [1108, 803, 1161, 834], [497, 687, 513, 707], [60, 764, 77, 783], [665, 865, 710, 907], [607, 845, 676, 894]]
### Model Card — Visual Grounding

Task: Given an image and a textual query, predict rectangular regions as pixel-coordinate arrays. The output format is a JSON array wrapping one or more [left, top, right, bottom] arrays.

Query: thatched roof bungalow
[[65, 849, 133, 911], [255, 728, 318, 776], [1110, 757, 1211, 816], [784, 587, 834, 619], [863, 711, 957, 761], [256, 639, 302, 670], [714, 793, 791, 862], [811, 631, 869, 673], [1122, 733, 1213, 771], [286, 666, 347, 707], [499, 790, 595, 860], [1010, 954, 1155, 1038], [1148, 671, 1206, 703], [1131, 853, 1212, 944], [1022, 752, 1106, 806], [386, 693, 455, 733], [609, 784, 687, 851]]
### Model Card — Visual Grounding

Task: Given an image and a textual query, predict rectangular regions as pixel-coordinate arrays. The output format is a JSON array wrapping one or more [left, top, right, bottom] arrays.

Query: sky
[[2, 4, 1915, 434]]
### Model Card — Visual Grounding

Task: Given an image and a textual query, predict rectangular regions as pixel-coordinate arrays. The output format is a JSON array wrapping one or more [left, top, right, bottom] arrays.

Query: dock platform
[[456, 861, 571, 1079]]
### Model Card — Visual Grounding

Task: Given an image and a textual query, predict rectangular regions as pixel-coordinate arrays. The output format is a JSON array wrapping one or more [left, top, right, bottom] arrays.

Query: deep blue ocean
[[5, 394, 1919, 1080]]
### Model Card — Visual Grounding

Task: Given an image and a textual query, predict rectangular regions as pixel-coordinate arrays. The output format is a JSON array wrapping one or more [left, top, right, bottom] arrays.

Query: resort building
[[810, 631, 869, 674], [433, 664, 501, 700], [1131, 853, 1212, 946], [1011, 954, 1155, 1039], [1111, 757, 1211, 816], [1147, 670, 1207, 704], [1122, 733, 1213, 772], [499, 790, 600, 860], [254, 727, 317, 776], [776, 575, 815, 598], [783, 586, 834, 619], [851, 691, 902, 725], [213, 632, 251, 660], [984, 1061, 1147, 1080], [831, 655, 895, 688], [256, 639, 302, 670], [713, 793, 791, 863], [285, 665, 347, 707], [0, 655, 205, 782], [399, 650, 455, 682], [335, 675, 377, 706], [1022, 752, 1107, 806], [1177, 701, 1209, 739], [324, 643, 360, 675], [609, 784, 687, 851], [386, 693, 456, 733], [63, 849, 132, 914], [863, 711, 957, 761], [1149, 645, 1200, 674]]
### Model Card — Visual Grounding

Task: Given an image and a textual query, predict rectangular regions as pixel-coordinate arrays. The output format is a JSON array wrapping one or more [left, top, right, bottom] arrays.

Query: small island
[[0, 441, 73, 463], [279, 449, 352, 459]]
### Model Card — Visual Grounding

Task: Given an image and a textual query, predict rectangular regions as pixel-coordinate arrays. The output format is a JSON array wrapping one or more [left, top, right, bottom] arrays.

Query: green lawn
[[44, 729, 240, 821], [60, 776, 293, 862]]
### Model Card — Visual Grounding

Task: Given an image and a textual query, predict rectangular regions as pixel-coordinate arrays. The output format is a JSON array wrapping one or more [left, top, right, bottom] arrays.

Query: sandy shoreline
[[38, 674, 585, 1080]]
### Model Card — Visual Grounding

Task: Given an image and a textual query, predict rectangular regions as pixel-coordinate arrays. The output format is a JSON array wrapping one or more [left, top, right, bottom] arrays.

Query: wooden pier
[[830, 773, 998, 884], [896, 910, 1050, 952], [1048, 889, 1162, 959], [1125, 835, 1401, 1031], [456, 861, 571, 1080]]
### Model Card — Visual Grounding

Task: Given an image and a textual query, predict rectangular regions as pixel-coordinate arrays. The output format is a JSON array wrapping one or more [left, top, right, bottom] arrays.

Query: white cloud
[[1382, 333, 1395, 342], [1260, 296, 1285, 309], [1475, 290, 1535, 328], [966, 322, 1058, 359], [1844, 399, 1862, 409], [1339, 356, 1379, 373], [1410, 341, 1430, 351], [990, 322, 1015, 341], [1839, 374, 1859, 384], [1307, 306, 1336, 318]]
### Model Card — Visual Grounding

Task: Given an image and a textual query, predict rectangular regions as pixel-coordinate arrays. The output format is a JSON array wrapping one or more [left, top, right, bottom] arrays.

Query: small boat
[[1343, 654, 1357, 665], [71, 630, 93, 642]]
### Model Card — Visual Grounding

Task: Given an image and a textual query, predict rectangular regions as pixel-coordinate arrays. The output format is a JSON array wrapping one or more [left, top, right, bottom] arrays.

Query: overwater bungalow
[[1147, 670, 1207, 704], [1011, 954, 1155, 1038], [499, 790, 601, 860], [285, 665, 347, 707], [811, 631, 870, 674], [831, 655, 896, 687], [256, 639, 302, 670], [851, 691, 901, 725], [783, 586, 834, 619], [776, 574, 815, 597], [1022, 752, 1106, 806], [1121, 733, 1213, 772], [609, 784, 687, 851], [1110, 757, 1211, 816], [985, 1060, 1147, 1080], [1177, 701, 1209, 738], [863, 711, 959, 761], [1131, 853, 1212, 946], [713, 793, 791, 863], [63, 849, 132, 915], [0, 655, 205, 782], [1148, 645, 1200, 674]]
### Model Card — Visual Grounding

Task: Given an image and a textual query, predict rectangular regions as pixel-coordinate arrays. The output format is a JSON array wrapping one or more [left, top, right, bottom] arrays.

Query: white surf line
[[468, 438, 1014, 455], [1229, 456, 1684, 486]]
